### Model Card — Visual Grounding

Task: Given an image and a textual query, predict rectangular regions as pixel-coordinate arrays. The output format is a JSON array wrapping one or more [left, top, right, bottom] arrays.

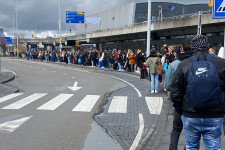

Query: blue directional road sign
[[213, 0, 225, 18], [66, 11, 84, 23], [4, 37, 12, 44]]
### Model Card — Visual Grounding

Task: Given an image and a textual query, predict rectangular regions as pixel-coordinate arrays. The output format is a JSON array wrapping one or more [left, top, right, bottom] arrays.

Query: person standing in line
[[170, 35, 225, 150], [208, 47, 217, 56], [144, 48, 160, 93], [128, 50, 136, 72], [136, 49, 146, 79], [165, 39, 192, 150], [118, 50, 125, 71]]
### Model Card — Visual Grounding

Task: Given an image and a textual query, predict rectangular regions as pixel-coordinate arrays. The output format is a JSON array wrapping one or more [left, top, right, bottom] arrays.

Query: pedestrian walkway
[[0, 93, 101, 112]]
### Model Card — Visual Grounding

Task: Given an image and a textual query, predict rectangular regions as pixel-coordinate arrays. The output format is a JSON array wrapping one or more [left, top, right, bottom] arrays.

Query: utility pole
[[146, 0, 151, 57]]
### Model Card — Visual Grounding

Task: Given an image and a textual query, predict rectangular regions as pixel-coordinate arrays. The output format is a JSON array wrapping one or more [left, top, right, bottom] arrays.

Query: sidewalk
[[0, 68, 18, 94]]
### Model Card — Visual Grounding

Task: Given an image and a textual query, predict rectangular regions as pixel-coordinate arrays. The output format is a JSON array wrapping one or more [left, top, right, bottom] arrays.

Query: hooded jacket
[[170, 51, 225, 118]]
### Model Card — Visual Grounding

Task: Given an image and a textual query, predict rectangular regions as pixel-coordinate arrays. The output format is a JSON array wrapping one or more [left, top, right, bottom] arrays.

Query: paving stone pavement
[[94, 70, 167, 150]]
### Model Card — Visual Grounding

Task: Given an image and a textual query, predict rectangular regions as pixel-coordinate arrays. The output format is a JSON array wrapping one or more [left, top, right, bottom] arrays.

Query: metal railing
[[68, 10, 212, 36]]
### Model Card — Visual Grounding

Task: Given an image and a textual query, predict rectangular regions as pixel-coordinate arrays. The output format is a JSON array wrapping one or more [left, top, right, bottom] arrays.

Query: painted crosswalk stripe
[[37, 94, 74, 110], [0, 93, 23, 104], [0, 116, 32, 133], [145, 97, 163, 115], [2, 93, 47, 110], [108, 96, 128, 113], [72, 95, 100, 112]]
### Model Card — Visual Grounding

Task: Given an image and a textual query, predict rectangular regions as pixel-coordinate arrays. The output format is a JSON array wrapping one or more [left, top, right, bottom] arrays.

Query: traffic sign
[[75, 41, 79, 46], [4, 37, 12, 44], [31, 45, 37, 48], [213, 0, 225, 18], [66, 11, 84, 23], [56, 39, 60, 43], [209, 0, 213, 7]]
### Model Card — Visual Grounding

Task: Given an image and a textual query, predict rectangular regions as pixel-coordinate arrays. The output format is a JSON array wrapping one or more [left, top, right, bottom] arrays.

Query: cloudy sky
[[0, 0, 135, 38], [0, 0, 208, 38]]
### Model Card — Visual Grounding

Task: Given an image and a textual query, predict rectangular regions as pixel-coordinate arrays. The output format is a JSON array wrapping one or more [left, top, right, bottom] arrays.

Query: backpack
[[186, 54, 221, 109]]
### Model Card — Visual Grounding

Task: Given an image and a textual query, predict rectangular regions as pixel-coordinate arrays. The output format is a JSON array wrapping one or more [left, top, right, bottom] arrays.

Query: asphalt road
[[0, 58, 121, 150]]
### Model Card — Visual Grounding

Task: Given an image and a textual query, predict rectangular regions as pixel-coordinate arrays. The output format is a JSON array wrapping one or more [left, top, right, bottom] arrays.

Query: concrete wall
[[76, 2, 135, 33]]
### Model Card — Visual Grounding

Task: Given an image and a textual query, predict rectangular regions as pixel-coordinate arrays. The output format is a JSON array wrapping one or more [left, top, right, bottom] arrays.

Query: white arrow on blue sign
[[213, 0, 225, 18]]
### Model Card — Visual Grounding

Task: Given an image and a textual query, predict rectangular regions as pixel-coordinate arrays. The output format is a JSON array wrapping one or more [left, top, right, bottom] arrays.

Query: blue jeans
[[118, 63, 123, 70], [182, 116, 224, 150], [68, 57, 70, 64], [150, 73, 158, 91]]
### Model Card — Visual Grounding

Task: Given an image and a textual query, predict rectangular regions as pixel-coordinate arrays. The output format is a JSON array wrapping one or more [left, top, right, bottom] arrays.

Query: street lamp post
[[16, 0, 19, 58], [146, 0, 151, 57]]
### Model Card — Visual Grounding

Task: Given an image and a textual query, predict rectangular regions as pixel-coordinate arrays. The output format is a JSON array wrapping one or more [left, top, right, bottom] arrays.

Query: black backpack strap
[[205, 54, 215, 62]]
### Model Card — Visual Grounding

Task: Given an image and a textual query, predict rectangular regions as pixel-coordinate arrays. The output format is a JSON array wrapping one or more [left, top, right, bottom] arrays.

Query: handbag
[[157, 64, 164, 75], [163, 62, 168, 74], [78, 58, 82, 64]]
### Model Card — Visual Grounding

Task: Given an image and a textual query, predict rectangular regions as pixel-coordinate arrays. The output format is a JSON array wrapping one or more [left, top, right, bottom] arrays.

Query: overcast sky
[[0, 0, 134, 38], [0, 0, 208, 38]]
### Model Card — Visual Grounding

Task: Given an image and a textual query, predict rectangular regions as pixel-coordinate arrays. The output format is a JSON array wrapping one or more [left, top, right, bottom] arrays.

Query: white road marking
[[0, 93, 23, 104], [37, 94, 73, 110], [145, 97, 163, 115], [42, 69, 46, 71], [129, 113, 144, 150], [2, 67, 18, 76], [0, 116, 32, 133], [108, 96, 127, 113], [100, 74, 142, 97], [2, 93, 47, 109], [72, 95, 100, 112], [68, 82, 82, 92], [72, 77, 75, 79]]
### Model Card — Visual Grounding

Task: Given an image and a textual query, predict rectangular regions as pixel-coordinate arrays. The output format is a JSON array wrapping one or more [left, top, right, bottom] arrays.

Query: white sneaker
[[151, 90, 154, 93], [155, 90, 158, 93]]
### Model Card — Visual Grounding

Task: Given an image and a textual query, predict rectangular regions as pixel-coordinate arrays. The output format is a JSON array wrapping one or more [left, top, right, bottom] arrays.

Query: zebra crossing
[[0, 93, 101, 112], [0, 93, 163, 114], [0, 93, 163, 133]]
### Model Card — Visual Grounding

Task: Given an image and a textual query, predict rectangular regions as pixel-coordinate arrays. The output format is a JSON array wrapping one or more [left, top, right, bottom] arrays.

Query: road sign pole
[[146, 0, 151, 57], [197, 11, 202, 35]]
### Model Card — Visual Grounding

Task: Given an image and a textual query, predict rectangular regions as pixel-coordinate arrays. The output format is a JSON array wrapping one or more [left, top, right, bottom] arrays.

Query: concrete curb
[[0, 72, 15, 84]]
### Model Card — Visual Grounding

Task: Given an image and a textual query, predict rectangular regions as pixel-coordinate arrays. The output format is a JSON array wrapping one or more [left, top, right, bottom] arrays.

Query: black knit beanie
[[190, 34, 209, 51]]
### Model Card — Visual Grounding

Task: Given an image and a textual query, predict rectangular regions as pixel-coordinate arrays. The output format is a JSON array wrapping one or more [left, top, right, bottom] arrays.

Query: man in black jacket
[[168, 39, 192, 150], [170, 35, 225, 150]]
